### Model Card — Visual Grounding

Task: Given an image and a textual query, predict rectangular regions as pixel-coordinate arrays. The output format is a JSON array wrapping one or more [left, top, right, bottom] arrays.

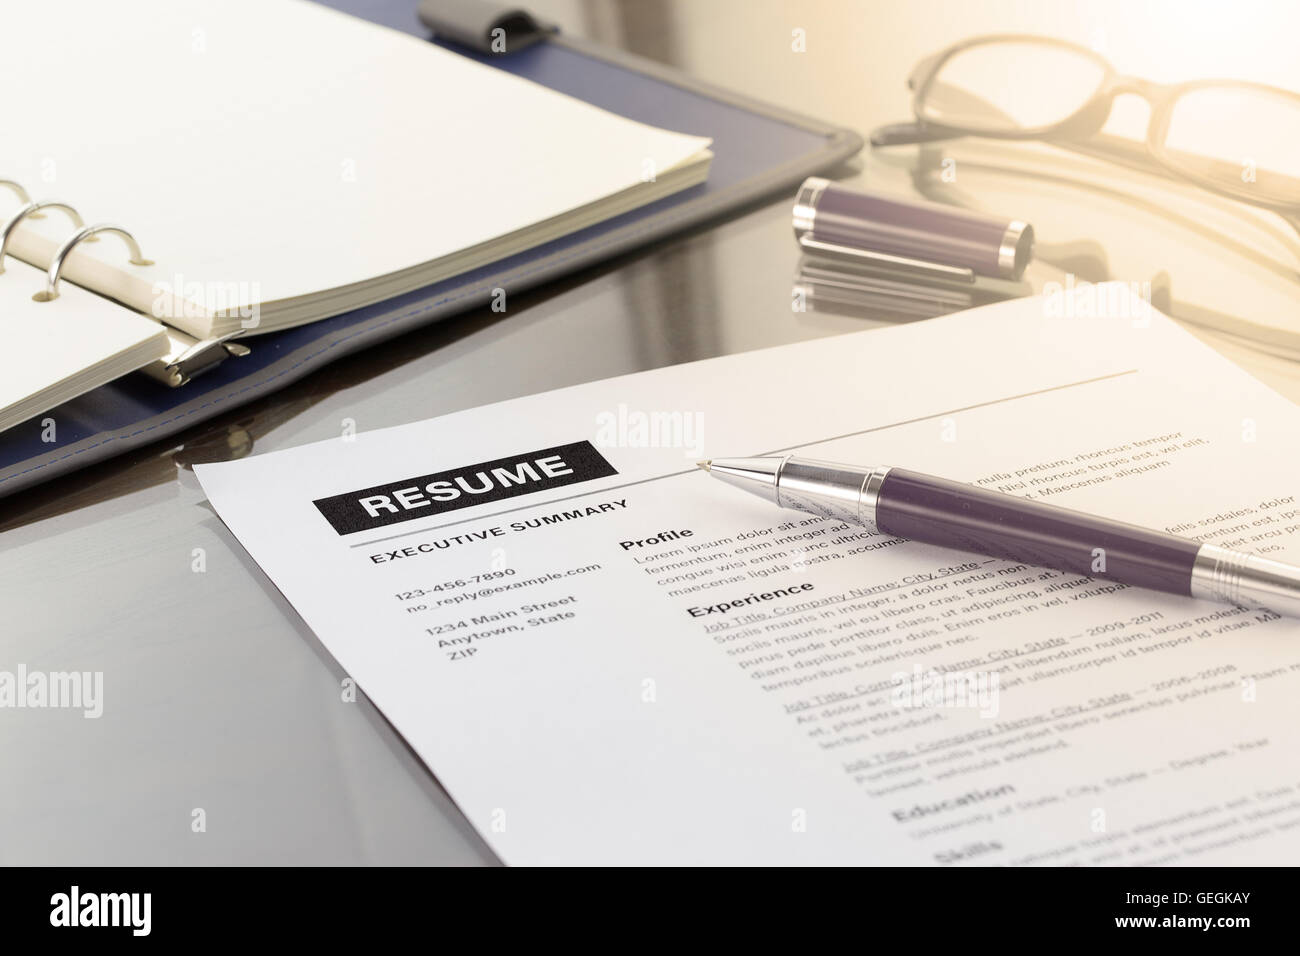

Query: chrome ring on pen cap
[[0, 201, 86, 275], [33, 223, 154, 302], [792, 176, 829, 241], [998, 220, 1034, 280]]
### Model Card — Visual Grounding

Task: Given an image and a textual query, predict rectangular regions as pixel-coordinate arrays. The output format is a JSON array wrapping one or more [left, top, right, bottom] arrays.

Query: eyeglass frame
[[873, 33, 1300, 220]]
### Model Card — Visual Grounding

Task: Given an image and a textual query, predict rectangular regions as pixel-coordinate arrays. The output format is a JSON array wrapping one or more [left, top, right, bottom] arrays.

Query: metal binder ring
[[33, 223, 154, 302], [0, 181, 45, 221], [0, 179, 36, 210], [0, 200, 85, 275]]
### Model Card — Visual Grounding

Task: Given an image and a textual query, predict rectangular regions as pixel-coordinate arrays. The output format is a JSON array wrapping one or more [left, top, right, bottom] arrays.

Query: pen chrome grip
[[874, 469, 1200, 596]]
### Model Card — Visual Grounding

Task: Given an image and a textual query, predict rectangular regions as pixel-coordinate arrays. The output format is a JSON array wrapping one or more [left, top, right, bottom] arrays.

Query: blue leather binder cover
[[0, 0, 861, 499]]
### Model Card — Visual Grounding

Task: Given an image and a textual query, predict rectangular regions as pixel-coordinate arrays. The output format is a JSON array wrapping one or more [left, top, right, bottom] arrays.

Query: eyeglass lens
[[1160, 86, 1300, 203], [918, 40, 1107, 132]]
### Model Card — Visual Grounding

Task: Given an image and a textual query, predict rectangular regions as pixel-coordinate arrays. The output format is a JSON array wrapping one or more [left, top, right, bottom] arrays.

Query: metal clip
[[164, 331, 251, 386]]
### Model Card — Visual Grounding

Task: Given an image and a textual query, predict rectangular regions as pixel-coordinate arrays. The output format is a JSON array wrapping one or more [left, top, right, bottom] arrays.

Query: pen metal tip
[[697, 460, 711, 472]]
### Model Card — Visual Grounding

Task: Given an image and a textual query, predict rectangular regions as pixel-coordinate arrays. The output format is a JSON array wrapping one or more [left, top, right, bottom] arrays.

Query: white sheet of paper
[[197, 294, 1300, 865]]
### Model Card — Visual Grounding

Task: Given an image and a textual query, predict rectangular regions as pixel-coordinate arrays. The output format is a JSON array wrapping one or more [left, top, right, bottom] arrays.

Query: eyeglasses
[[871, 34, 1300, 221]]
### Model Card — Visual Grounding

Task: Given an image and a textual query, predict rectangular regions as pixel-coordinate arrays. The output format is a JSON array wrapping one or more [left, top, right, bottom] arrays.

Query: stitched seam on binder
[[0, 187, 757, 486]]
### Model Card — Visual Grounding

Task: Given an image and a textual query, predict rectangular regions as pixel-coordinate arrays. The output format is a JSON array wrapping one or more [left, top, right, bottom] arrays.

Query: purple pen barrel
[[703, 455, 1300, 618], [875, 469, 1200, 596], [793, 177, 1034, 280]]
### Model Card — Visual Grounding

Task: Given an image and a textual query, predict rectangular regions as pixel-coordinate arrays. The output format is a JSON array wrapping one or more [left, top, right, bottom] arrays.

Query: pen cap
[[793, 178, 1034, 280]]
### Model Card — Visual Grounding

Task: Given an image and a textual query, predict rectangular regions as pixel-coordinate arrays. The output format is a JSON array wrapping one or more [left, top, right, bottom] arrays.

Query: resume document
[[197, 295, 1300, 865]]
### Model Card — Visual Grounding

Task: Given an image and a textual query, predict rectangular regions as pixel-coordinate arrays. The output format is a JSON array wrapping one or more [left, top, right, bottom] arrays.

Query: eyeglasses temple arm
[[870, 121, 966, 147], [1051, 132, 1162, 174], [907, 50, 945, 92]]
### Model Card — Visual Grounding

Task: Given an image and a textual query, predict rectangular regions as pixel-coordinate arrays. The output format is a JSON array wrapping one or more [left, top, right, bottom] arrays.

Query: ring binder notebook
[[0, 178, 247, 384], [0, 0, 723, 440], [0, 176, 250, 433], [0, 0, 862, 498]]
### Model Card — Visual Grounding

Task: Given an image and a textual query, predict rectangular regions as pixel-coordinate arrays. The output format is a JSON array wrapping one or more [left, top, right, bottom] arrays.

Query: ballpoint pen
[[698, 455, 1300, 619]]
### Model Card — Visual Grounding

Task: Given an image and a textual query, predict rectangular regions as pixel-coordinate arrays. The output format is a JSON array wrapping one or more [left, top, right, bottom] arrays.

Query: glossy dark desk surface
[[3, 0, 1297, 863]]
